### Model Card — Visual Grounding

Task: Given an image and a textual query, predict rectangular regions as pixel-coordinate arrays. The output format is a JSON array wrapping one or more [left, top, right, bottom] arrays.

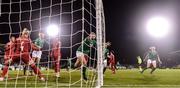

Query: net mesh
[[0, 0, 105, 88]]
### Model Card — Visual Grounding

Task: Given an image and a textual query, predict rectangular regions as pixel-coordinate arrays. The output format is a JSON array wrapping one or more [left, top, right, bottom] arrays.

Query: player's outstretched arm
[[157, 55, 162, 64], [144, 54, 148, 62], [4, 43, 14, 51], [31, 42, 41, 51]]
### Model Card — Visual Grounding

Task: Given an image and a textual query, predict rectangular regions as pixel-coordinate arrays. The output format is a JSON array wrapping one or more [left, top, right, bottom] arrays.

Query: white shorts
[[32, 51, 42, 59], [147, 59, 156, 64], [76, 51, 84, 58], [103, 59, 107, 67], [147, 59, 157, 67]]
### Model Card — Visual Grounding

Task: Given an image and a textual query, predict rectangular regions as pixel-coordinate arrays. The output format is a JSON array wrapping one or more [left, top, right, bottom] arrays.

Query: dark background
[[0, 0, 180, 67], [104, 0, 180, 66]]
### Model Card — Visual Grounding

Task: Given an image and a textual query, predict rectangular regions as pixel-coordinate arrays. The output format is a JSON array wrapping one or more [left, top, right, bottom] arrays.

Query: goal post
[[0, 0, 106, 87], [96, 0, 105, 87]]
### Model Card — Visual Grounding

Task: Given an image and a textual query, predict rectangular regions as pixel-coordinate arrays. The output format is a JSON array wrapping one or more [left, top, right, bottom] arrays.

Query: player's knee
[[30, 63, 35, 67], [56, 62, 59, 65], [83, 61, 87, 65], [29, 59, 35, 66], [5, 59, 12, 65], [153, 65, 157, 68], [4, 63, 9, 67], [74, 62, 78, 67]]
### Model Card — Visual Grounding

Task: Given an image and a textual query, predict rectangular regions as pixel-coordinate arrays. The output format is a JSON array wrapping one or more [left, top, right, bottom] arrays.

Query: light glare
[[46, 24, 59, 37], [146, 16, 170, 38]]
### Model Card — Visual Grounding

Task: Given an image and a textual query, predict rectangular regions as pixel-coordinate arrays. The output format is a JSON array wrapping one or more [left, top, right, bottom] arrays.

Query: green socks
[[82, 66, 87, 80]]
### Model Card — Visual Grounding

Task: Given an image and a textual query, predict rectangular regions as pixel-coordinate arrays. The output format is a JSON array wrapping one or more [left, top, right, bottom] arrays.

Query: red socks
[[30, 64, 42, 78], [1, 66, 9, 77]]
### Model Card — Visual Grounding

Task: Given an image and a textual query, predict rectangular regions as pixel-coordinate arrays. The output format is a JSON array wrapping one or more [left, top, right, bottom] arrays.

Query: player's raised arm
[[144, 53, 148, 62]]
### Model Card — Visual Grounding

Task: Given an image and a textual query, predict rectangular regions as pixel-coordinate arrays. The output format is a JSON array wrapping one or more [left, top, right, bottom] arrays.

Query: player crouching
[[74, 32, 96, 81]]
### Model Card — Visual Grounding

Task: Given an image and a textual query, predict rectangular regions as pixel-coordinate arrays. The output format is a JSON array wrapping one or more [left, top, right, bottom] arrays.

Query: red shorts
[[11, 52, 34, 65]]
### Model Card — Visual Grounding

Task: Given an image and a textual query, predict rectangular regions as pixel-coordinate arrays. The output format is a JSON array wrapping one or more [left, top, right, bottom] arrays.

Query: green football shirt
[[34, 38, 45, 48], [77, 37, 96, 55], [104, 48, 109, 59], [147, 51, 158, 60]]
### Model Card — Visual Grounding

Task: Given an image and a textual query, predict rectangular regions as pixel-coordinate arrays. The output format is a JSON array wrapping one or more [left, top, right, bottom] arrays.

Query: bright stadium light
[[146, 16, 170, 38], [46, 24, 59, 37]]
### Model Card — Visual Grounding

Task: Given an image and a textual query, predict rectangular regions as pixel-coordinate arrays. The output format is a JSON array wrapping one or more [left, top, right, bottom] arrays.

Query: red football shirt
[[4, 42, 15, 59], [15, 36, 39, 54], [51, 41, 61, 57]]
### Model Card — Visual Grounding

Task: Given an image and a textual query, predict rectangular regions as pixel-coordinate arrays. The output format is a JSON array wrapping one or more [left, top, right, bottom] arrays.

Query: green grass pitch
[[0, 69, 180, 88]]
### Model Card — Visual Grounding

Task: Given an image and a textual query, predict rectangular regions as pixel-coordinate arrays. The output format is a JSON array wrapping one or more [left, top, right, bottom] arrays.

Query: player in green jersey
[[24, 33, 45, 75], [141, 46, 162, 74], [32, 33, 45, 64], [103, 42, 111, 74], [74, 32, 96, 80]]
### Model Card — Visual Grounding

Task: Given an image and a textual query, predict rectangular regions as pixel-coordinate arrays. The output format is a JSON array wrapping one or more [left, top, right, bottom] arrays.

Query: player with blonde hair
[[141, 46, 162, 74]]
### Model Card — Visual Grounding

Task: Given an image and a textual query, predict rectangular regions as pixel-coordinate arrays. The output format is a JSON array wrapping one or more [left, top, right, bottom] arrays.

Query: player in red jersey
[[4, 36, 16, 64], [51, 37, 61, 77], [2, 36, 16, 77], [108, 50, 116, 74], [0, 28, 45, 81]]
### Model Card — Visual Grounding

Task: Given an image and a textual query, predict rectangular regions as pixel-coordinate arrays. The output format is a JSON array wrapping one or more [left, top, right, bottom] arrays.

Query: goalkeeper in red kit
[[51, 37, 61, 77], [0, 28, 45, 81]]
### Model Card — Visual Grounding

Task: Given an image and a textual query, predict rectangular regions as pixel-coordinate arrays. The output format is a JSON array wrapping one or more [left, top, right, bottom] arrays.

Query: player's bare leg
[[139, 66, 142, 72], [76, 55, 88, 81], [54, 56, 60, 77], [35, 57, 41, 74], [75, 51, 89, 81], [103, 68, 107, 74], [27, 57, 39, 76], [0, 59, 13, 81], [103, 59, 107, 74], [141, 60, 151, 74], [0, 66, 9, 81], [23, 65, 27, 75], [111, 63, 116, 74], [29, 57, 37, 76], [150, 61, 157, 74], [82, 55, 88, 81], [74, 58, 81, 68], [141, 67, 149, 74], [0, 65, 9, 81], [35, 57, 41, 68], [103, 67, 107, 74], [23, 55, 45, 81]]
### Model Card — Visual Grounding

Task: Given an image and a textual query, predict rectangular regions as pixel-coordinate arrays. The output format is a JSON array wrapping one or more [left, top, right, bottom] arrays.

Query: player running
[[0, 28, 45, 81], [50, 37, 61, 77], [141, 46, 162, 74], [74, 32, 96, 80]]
